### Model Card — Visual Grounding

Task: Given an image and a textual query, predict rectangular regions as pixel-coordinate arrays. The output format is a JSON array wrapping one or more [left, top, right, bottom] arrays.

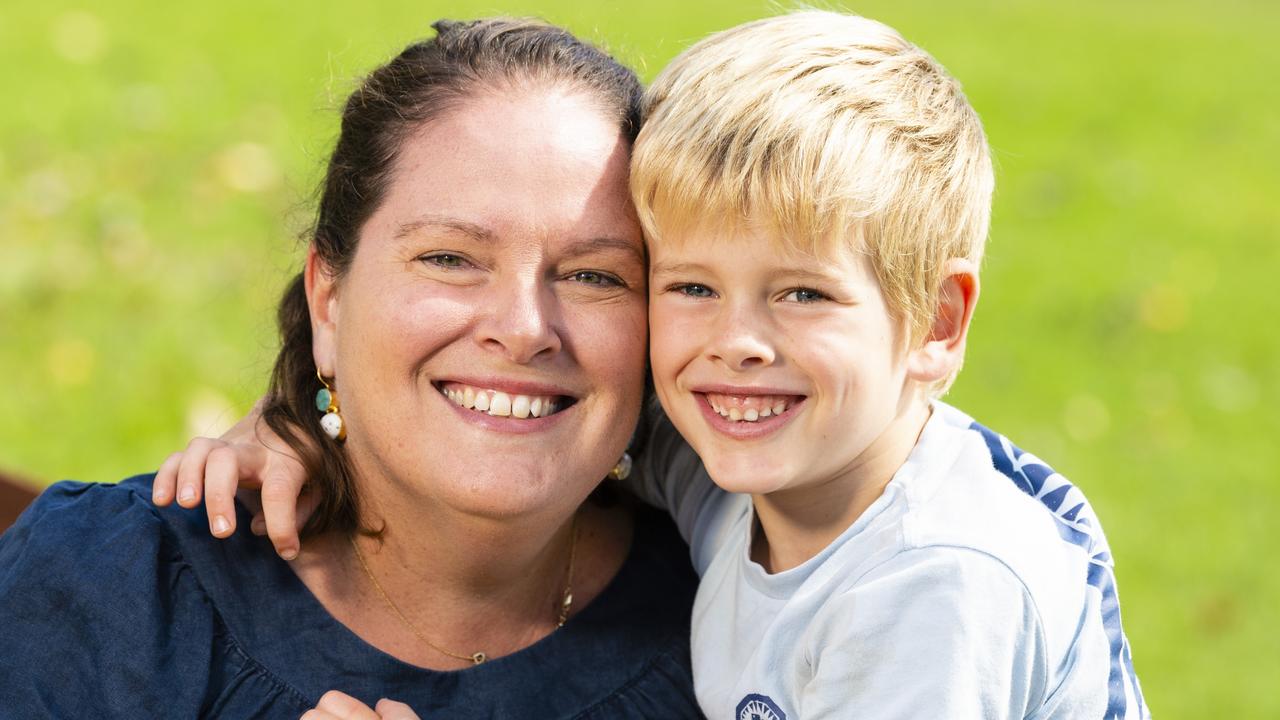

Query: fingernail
[[152, 489, 167, 503], [280, 547, 298, 561], [251, 517, 266, 535], [178, 486, 196, 504], [213, 515, 231, 536]]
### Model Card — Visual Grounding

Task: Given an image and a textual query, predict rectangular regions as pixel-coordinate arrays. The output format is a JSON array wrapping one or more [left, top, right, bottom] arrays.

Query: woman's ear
[[907, 258, 980, 384], [305, 246, 340, 377]]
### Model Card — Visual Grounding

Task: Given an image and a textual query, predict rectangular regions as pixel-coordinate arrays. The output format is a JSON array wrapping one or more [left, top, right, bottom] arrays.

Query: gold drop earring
[[609, 452, 632, 481]]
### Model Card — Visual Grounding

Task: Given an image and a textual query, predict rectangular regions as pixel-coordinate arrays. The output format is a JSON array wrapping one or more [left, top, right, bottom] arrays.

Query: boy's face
[[649, 225, 927, 497]]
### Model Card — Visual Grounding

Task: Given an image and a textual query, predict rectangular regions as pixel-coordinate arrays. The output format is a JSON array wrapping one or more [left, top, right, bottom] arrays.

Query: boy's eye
[[674, 283, 715, 298], [782, 287, 827, 303], [570, 270, 623, 287], [419, 253, 470, 269]]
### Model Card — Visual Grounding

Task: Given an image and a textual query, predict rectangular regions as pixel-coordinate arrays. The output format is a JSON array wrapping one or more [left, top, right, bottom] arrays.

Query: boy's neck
[[749, 401, 933, 573]]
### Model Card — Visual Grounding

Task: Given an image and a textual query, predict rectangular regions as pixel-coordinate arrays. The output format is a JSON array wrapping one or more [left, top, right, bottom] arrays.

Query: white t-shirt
[[634, 401, 1149, 720]]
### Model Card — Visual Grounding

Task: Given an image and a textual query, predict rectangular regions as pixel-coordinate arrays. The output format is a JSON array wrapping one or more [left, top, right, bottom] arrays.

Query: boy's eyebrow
[[650, 260, 711, 276], [773, 267, 844, 284], [651, 260, 842, 284]]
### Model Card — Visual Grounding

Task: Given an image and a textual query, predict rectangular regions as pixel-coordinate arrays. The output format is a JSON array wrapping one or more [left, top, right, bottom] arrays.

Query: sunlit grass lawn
[[2, 1, 1277, 715]]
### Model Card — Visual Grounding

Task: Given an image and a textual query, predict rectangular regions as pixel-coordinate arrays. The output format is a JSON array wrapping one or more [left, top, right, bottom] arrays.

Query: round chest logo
[[736, 693, 786, 720]]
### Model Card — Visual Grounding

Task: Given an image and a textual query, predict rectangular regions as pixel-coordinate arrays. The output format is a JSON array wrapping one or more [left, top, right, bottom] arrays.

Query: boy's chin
[[702, 456, 796, 496]]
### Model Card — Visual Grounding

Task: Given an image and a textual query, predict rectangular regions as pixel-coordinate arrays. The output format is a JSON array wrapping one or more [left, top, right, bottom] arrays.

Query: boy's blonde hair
[[632, 10, 994, 383]]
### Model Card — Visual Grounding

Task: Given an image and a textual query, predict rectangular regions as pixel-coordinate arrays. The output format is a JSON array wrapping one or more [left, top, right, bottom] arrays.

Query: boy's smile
[[692, 384, 807, 440], [648, 224, 932, 506]]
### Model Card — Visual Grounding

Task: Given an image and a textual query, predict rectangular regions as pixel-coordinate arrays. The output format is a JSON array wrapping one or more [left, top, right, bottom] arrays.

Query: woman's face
[[309, 87, 647, 522]]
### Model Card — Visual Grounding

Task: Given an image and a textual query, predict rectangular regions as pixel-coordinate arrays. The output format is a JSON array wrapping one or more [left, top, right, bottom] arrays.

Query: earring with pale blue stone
[[315, 371, 346, 441]]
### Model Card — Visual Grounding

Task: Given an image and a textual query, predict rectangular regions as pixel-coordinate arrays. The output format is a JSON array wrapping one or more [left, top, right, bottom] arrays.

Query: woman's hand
[[153, 398, 313, 560], [301, 691, 420, 720]]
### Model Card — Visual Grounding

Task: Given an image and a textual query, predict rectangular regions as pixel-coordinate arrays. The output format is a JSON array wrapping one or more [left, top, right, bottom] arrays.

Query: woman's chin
[[407, 461, 603, 522]]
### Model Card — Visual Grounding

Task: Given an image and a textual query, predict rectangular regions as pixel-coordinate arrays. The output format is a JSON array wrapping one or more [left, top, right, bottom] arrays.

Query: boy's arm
[[153, 399, 314, 560], [799, 547, 1051, 719], [625, 404, 738, 572]]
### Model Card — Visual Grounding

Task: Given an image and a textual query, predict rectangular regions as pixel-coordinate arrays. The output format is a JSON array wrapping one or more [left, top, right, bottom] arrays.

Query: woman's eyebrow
[[562, 236, 645, 264], [394, 216, 641, 264], [394, 214, 494, 242]]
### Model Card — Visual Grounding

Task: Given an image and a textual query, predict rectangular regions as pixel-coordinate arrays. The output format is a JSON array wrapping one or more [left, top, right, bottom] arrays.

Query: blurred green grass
[[2, 1, 1276, 715]]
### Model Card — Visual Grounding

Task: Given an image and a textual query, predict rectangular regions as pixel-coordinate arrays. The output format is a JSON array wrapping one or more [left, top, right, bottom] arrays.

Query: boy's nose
[[708, 314, 776, 371]]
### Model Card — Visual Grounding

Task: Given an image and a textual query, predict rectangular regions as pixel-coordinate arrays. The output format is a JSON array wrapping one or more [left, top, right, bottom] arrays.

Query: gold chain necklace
[[348, 513, 579, 666]]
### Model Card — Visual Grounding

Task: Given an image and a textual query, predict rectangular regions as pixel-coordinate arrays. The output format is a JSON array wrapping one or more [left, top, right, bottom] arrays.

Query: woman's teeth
[[443, 384, 560, 419], [706, 393, 793, 423]]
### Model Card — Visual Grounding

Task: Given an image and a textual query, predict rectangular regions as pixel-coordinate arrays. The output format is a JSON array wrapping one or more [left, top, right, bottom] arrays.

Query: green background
[[2, 1, 1276, 715]]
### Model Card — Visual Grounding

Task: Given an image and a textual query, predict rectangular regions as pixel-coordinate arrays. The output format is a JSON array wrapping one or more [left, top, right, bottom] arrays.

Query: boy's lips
[[690, 387, 806, 440]]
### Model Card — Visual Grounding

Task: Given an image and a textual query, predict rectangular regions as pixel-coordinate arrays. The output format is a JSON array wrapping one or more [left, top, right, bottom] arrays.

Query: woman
[[0, 19, 700, 718]]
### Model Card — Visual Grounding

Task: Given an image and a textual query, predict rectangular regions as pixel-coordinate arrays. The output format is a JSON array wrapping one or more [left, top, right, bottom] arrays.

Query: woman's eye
[[419, 253, 469, 269], [571, 270, 622, 287], [783, 287, 827, 303], [674, 283, 715, 299]]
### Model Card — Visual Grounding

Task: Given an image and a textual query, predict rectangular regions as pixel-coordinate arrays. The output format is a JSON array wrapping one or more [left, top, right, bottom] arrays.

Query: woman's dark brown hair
[[263, 18, 644, 538]]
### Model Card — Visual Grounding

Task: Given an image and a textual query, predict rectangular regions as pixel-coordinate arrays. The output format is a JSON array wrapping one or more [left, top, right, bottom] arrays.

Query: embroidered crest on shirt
[[736, 693, 786, 720]]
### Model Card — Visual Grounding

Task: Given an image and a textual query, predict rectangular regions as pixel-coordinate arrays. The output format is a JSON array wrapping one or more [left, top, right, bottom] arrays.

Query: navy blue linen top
[[0, 475, 702, 719]]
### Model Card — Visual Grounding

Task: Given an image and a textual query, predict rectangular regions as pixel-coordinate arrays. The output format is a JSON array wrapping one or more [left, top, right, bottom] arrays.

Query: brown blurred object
[[0, 470, 39, 534]]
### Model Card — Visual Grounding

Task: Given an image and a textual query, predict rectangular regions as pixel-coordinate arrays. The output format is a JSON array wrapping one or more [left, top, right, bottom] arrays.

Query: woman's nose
[[477, 278, 563, 364]]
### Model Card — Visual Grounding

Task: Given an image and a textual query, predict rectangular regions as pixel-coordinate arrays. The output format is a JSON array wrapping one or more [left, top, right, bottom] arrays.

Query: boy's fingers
[[296, 489, 320, 531], [236, 483, 264, 514], [374, 698, 421, 720], [250, 511, 267, 536], [153, 452, 184, 506], [315, 690, 382, 720], [203, 446, 241, 538], [261, 470, 306, 560], [300, 711, 341, 720], [175, 437, 220, 508]]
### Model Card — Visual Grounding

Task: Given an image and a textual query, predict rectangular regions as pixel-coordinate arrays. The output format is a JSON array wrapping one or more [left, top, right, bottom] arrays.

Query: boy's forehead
[[647, 215, 863, 267]]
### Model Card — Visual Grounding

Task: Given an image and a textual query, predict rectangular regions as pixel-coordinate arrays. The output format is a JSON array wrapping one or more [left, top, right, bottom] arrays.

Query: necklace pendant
[[471, 652, 487, 664]]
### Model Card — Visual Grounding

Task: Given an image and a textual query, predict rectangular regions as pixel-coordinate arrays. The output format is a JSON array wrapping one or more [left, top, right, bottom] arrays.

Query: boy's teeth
[[705, 392, 796, 423], [441, 384, 563, 420]]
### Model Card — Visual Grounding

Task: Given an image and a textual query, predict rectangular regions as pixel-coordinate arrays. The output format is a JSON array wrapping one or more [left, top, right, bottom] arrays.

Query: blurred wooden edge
[[0, 470, 40, 534]]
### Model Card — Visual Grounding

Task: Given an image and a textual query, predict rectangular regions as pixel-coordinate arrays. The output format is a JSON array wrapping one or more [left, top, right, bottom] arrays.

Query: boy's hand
[[301, 691, 420, 720], [153, 399, 314, 560]]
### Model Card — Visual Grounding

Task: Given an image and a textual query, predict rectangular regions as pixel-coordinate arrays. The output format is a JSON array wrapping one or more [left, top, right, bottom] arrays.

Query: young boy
[[624, 11, 1148, 719], [165, 11, 1148, 719]]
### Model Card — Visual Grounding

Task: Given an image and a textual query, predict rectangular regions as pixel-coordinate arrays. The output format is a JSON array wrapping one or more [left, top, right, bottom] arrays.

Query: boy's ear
[[305, 246, 340, 378], [906, 258, 980, 384]]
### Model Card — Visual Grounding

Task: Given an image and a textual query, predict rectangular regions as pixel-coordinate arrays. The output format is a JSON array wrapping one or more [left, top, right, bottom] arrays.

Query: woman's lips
[[437, 381, 568, 419]]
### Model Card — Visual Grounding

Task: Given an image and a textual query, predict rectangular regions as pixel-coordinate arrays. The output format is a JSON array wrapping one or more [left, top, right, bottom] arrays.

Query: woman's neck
[[293, 494, 633, 670]]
